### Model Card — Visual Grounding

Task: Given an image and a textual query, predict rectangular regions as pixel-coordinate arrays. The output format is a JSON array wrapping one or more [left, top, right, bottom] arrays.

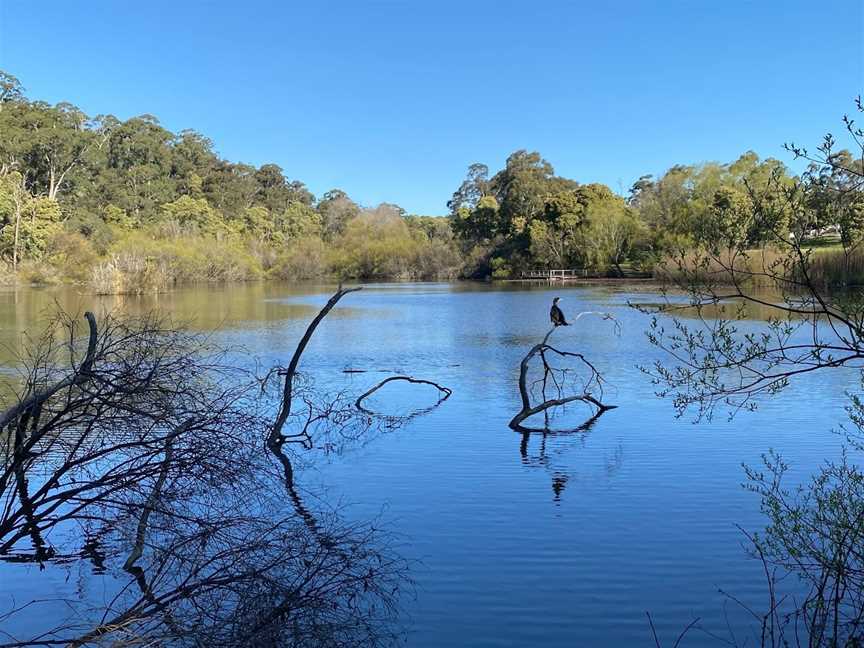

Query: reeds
[[655, 245, 864, 291]]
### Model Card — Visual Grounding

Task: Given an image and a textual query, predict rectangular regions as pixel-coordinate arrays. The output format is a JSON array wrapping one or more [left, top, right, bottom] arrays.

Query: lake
[[0, 281, 853, 647]]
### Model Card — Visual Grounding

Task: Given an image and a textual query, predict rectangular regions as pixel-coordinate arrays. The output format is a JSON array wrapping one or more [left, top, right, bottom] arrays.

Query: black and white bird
[[550, 297, 569, 327]]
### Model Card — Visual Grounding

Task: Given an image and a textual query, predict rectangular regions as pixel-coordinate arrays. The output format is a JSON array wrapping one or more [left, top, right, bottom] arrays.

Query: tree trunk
[[12, 180, 23, 273], [48, 165, 56, 201]]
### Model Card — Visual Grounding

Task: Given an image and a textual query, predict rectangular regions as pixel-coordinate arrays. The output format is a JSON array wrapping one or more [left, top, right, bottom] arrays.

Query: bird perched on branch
[[550, 297, 569, 326]]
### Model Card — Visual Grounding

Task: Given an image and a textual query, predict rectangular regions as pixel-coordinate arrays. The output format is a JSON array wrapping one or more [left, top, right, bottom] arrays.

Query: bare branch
[[510, 318, 617, 433], [354, 376, 452, 415]]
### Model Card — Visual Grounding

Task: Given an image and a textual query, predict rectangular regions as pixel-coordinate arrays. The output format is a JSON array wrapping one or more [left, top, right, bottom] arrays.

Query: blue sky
[[1, 1, 861, 214]]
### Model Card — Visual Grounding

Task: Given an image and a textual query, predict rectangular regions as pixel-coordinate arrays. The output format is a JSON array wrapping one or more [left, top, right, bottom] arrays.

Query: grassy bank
[[654, 244, 864, 290]]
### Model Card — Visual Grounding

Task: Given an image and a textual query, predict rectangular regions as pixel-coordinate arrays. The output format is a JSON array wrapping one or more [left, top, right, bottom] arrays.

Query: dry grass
[[656, 244, 864, 291], [806, 245, 864, 288], [0, 260, 15, 286], [654, 247, 786, 288], [89, 252, 170, 295]]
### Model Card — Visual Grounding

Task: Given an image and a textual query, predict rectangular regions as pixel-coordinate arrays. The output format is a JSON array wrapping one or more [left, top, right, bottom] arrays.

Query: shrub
[[90, 252, 170, 295], [490, 256, 512, 279], [0, 259, 14, 285], [412, 238, 461, 280], [329, 216, 418, 280], [16, 260, 62, 285], [90, 233, 263, 294], [654, 247, 786, 288], [48, 230, 99, 282], [269, 237, 329, 280]]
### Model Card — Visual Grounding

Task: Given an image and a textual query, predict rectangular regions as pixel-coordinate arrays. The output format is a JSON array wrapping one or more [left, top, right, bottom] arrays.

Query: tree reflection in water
[[517, 412, 610, 503], [0, 289, 449, 647], [510, 315, 620, 503]]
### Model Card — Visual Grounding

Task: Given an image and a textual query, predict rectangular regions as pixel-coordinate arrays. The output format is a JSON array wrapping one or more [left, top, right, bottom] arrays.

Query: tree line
[[450, 146, 862, 282], [0, 71, 459, 291], [1, 69, 862, 292]]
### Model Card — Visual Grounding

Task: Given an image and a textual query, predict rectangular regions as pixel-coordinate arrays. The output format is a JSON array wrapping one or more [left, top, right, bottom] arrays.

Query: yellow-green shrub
[[269, 237, 328, 280], [90, 232, 263, 294], [48, 230, 99, 282]]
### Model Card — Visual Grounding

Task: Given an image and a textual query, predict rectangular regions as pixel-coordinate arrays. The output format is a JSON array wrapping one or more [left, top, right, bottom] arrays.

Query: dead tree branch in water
[[509, 314, 618, 433], [261, 287, 452, 542], [0, 302, 421, 648], [355, 376, 452, 416], [0, 311, 97, 433], [0, 311, 253, 561], [265, 286, 362, 492], [265, 287, 451, 484]]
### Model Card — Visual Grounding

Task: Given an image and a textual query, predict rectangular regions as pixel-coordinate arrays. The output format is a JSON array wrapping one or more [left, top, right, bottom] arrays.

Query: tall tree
[[317, 189, 360, 240]]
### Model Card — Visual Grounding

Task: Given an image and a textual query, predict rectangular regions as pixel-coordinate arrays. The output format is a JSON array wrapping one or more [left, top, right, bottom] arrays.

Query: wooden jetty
[[511, 268, 653, 282]]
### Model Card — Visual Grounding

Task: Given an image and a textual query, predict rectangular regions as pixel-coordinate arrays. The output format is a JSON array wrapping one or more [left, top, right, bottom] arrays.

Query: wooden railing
[[519, 269, 590, 280], [517, 268, 653, 280]]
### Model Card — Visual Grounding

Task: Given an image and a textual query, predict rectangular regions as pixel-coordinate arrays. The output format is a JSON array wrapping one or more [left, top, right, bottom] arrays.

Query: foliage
[[446, 148, 798, 278], [270, 236, 329, 280], [0, 70, 459, 288], [642, 102, 864, 646], [329, 207, 427, 280], [3, 68, 862, 287], [0, 171, 62, 264], [740, 448, 864, 646]]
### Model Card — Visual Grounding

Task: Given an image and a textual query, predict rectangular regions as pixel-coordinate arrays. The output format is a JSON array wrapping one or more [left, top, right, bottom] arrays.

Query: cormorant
[[550, 297, 569, 327]]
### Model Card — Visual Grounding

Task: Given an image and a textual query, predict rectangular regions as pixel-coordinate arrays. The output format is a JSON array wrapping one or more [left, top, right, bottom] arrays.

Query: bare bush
[[0, 287, 449, 647]]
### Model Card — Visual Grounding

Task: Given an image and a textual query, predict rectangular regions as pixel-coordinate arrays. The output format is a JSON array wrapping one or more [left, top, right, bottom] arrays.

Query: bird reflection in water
[[517, 414, 610, 503], [551, 473, 569, 502]]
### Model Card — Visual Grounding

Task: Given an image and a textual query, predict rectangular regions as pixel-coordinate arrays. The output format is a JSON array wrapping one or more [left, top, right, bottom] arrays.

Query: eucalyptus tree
[[449, 151, 655, 276], [202, 160, 260, 219], [0, 172, 62, 270], [317, 188, 361, 240], [0, 71, 23, 104]]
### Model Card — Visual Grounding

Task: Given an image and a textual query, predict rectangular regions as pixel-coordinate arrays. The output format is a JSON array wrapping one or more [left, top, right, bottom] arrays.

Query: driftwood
[[354, 376, 452, 416], [264, 286, 452, 541], [267, 287, 453, 485], [509, 313, 618, 433]]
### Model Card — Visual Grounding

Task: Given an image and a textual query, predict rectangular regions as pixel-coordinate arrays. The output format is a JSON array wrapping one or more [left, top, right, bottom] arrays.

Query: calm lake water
[[0, 281, 854, 646]]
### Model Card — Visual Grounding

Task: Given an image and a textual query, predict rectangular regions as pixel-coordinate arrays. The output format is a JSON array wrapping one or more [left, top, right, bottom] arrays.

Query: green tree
[[254, 164, 314, 213], [583, 203, 649, 275], [317, 189, 360, 240], [526, 190, 582, 267], [172, 129, 215, 196], [277, 201, 322, 241], [0, 70, 24, 104], [0, 172, 62, 267], [202, 162, 258, 219], [451, 195, 502, 243], [491, 150, 566, 236], [160, 196, 221, 234], [103, 115, 176, 219], [447, 163, 490, 214]]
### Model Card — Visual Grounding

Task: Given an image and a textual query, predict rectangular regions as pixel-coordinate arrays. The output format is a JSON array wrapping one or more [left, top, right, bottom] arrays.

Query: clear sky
[[1, 1, 862, 214]]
